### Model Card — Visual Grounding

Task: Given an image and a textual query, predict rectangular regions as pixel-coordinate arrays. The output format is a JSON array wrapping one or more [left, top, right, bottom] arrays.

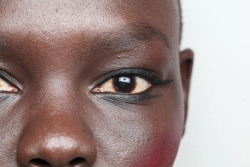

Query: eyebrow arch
[[91, 22, 171, 55]]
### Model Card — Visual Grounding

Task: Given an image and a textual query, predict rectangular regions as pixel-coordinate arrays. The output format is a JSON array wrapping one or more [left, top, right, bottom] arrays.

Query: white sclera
[[0, 78, 17, 92]]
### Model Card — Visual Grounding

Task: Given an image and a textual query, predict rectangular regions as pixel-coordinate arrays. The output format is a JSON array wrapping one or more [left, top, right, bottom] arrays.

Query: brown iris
[[113, 76, 136, 93], [92, 75, 151, 94]]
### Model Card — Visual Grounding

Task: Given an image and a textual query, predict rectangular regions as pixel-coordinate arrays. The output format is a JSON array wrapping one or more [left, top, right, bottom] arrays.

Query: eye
[[0, 78, 18, 93], [92, 75, 152, 94], [0, 73, 19, 93]]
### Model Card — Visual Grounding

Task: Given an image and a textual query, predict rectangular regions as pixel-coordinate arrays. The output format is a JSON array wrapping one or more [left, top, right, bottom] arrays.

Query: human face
[[0, 0, 193, 166]]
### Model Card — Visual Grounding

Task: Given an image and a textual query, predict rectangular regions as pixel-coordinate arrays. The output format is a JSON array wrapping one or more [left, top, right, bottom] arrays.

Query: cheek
[[128, 86, 184, 166], [91, 90, 184, 167], [0, 98, 26, 164], [133, 126, 182, 167], [133, 109, 184, 167]]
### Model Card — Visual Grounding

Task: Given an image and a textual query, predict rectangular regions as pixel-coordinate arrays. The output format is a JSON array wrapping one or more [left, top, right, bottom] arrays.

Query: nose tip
[[16, 112, 97, 167], [17, 134, 96, 167]]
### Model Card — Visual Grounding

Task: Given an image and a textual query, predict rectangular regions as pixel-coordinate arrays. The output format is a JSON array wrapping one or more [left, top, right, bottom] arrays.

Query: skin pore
[[0, 0, 193, 166]]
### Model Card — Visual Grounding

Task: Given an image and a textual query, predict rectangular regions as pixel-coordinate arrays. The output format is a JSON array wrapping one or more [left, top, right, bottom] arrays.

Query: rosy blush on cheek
[[133, 134, 181, 167]]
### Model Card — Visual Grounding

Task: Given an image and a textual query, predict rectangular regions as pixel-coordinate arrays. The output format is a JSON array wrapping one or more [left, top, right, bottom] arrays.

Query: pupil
[[113, 76, 136, 93]]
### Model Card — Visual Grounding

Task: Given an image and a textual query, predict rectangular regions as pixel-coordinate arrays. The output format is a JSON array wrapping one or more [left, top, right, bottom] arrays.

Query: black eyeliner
[[93, 68, 172, 88], [103, 92, 161, 103], [92, 68, 172, 104]]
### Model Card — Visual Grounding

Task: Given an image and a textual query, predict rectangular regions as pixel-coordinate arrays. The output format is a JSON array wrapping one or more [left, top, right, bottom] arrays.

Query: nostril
[[69, 157, 86, 166], [28, 157, 87, 167], [29, 158, 51, 167]]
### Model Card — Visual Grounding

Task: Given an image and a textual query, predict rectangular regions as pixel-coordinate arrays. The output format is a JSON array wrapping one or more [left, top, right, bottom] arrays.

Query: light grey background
[[174, 0, 250, 167]]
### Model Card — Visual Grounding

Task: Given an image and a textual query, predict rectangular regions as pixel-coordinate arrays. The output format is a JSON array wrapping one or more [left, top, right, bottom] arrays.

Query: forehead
[[0, 0, 179, 38]]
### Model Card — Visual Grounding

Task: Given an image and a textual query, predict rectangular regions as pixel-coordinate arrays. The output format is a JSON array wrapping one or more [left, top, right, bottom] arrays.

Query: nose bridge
[[31, 74, 82, 116], [16, 76, 97, 167]]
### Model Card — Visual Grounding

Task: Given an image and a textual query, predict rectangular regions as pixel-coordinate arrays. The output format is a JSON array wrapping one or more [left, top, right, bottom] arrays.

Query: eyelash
[[92, 68, 168, 87], [0, 69, 172, 103], [91, 68, 172, 101]]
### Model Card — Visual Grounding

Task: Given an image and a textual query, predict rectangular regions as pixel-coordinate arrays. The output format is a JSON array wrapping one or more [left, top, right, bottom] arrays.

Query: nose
[[16, 104, 97, 167]]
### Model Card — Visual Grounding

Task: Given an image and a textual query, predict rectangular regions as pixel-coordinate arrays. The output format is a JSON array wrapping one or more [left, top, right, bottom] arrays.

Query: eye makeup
[[102, 90, 161, 103], [91, 68, 172, 103], [92, 68, 171, 88]]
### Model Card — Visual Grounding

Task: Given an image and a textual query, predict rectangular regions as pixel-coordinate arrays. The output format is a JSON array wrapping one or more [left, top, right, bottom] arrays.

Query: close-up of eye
[[92, 75, 152, 94], [0, 72, 19, 93]]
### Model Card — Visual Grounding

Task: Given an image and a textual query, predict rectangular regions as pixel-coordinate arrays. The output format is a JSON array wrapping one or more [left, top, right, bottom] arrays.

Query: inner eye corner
[[0, 79, 21, 93], [91, 87, 101, 93]]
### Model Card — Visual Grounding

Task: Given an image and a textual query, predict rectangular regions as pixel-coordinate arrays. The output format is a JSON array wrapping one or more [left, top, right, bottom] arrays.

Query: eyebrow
[[90, 22, 171, 55], [0, 23, 171, 55]]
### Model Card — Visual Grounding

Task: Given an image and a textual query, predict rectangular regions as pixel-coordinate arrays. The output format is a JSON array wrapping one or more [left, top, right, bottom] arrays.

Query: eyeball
[[0, 77, 18, 93], [92, 75, 152, 94]]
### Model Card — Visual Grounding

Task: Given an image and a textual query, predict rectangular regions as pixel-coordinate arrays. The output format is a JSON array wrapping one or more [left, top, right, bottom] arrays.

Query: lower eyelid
[[102, 91, 160, 104]]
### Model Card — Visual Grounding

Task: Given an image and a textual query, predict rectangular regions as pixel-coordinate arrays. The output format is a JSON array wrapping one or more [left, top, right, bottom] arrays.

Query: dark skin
[[0, 0, 193, 166]]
